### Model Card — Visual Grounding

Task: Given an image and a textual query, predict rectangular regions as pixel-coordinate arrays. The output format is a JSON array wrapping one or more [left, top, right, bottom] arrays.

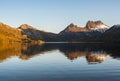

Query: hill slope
[[0, 22, 21, 43]]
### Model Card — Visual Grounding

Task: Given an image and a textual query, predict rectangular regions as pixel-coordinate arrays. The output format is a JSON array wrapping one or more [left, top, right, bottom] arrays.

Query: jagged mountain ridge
[[86, 20, 109, 30], [58, 20, 109, 41], [60, 20, 109, 34], [60, 23, 90, 33]]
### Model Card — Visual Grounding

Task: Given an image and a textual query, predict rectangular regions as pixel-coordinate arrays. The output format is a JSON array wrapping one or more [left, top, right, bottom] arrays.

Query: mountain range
[[0, 20, 120, 43]]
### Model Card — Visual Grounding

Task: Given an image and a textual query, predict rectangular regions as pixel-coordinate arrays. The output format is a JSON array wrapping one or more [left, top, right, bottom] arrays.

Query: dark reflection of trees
[[0, 43, 120, 63]]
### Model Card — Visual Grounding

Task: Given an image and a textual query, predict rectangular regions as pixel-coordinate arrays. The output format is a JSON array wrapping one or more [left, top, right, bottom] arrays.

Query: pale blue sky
[[0, 0, 120, 33]]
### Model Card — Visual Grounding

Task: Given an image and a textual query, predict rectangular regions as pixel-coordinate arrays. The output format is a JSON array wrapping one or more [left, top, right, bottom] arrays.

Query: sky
[[0, 0, 120, 33]]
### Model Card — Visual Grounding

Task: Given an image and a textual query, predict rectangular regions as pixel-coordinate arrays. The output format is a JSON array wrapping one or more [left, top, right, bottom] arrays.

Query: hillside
[[0, 22, 22, 43]]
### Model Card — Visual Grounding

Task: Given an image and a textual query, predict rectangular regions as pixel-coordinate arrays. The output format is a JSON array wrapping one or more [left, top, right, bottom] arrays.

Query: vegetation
[[0, 23, 22, 43]]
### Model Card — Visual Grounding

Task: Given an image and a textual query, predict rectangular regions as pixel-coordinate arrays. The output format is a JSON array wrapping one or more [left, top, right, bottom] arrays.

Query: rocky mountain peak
[[86, 20, 109, 30], [65, 23, 80, 31], [60, 23, 89, 33], [19, 24, 37, 30], [67, 23, 75, 27]]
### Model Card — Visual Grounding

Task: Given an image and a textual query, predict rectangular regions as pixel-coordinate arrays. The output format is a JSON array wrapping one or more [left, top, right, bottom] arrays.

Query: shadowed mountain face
[[100, 25, 120, 42], [19, 24, 58, 42], [0, 43, 120, 64]]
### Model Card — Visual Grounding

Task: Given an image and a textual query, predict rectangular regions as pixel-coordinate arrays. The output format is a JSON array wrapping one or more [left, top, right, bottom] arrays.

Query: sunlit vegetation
[[0, 23, 22, 43]]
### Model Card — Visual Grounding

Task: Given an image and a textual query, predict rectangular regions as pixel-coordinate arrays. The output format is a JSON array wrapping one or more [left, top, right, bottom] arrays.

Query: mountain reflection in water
[[0, 43, 120, 64]]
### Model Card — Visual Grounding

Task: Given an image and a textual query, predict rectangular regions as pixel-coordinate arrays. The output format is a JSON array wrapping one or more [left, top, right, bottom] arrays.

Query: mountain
[[19, 24, 58, 42], [58, 20, 109, 42], [60, 20, 109, 34], [86, 20, 109, 31], [19, 24, 44, 40]]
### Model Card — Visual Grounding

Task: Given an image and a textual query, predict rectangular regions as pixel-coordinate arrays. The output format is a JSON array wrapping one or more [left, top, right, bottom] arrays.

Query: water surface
[[0, 43, 120, 81]]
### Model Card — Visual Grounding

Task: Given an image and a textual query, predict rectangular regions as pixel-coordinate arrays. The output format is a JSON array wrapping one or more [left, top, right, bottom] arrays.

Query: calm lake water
[[0, 43, 120, 81]]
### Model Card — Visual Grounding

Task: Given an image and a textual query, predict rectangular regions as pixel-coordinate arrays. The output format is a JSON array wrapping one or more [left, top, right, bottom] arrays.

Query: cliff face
[[60, 23, 90, 34], [86, 20, 109, 30]]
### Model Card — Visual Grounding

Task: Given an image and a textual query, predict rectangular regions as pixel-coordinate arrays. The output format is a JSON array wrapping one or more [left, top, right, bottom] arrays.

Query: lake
[[0, 43, 120, 81]]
